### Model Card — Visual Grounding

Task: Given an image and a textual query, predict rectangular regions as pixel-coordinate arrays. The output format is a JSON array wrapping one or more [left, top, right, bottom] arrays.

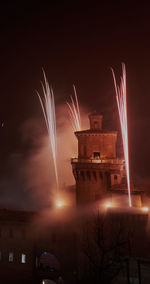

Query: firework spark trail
[[112, 63, 132, 207], [67, 85, 81, 132], [37, 71, 58, 192]]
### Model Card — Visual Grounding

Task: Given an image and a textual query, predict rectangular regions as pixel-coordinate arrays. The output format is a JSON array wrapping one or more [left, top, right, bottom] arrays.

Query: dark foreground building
[[0, 208, 77, 284], [0, 207, 149, 284]]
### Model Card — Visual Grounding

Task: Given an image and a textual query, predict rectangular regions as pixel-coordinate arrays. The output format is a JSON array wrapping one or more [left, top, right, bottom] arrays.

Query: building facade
[[71, 113, 142, 207]]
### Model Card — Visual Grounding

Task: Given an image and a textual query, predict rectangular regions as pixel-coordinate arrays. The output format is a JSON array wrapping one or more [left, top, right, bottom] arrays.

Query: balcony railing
[[71, 157, 124, 164]]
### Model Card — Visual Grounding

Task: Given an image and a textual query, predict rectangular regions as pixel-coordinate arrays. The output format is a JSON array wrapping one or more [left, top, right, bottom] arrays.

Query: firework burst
[[112, 63, 132, 207], [37, 71, 58, 192], [67, 85, 81, 132]]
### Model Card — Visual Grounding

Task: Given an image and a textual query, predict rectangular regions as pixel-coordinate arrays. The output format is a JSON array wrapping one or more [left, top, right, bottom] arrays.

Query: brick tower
[[71, 113, 124, 206]]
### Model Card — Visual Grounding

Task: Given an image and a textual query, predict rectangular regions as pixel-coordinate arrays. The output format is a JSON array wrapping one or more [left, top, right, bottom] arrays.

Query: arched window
[[76, 170, 79, 180], [99, 172, 103, 179], [87, 171, 91, 180], [93, 152, 100, 159], [94, 121, 98, 129], [84, 145, 87, 156], [39, 252, 60, 271], [81, 171, 85, 180], [9, 252, 13, 262], [93, 171, 97, 181], [21, 254, 26, 263]]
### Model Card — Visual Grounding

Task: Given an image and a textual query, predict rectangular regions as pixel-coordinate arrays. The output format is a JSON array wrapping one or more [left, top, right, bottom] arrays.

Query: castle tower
[[71, 114, 124, 206]]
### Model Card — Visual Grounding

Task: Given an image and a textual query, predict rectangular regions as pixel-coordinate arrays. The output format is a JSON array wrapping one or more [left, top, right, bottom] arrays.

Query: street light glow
[[56, 200, 63, 207], [142, 207, 149, 212], [105, 202, 111, 208]]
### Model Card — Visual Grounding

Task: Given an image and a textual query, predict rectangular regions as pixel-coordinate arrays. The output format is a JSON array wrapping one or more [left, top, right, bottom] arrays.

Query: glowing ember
[[105, 202, 111, 208], [142, 207, 149, 212], [56, 200, 63, 207], [67, 85, 81, 132], [112, 63, 132, 208], [37, 71, 58, 191]]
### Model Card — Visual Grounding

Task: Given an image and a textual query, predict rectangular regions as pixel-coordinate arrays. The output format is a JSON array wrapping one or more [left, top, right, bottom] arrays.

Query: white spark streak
[[67, 85, 81, 132], [112, 63, 132, 207], [37, 71, 58, 191]]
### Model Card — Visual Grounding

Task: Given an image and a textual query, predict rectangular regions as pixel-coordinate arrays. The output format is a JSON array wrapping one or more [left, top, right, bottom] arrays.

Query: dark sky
[[0, 1, 150, 208]]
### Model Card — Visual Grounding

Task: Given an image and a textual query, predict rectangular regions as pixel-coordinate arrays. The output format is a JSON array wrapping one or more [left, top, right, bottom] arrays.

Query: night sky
[[0, 1, 150, 209]]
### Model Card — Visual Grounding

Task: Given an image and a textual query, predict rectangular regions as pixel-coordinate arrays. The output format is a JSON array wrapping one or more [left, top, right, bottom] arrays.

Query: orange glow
[[105, 202, 111, 208], [112, 64, 132, 208], [142, 207, 149, 212], [56, 200, 63, 207]]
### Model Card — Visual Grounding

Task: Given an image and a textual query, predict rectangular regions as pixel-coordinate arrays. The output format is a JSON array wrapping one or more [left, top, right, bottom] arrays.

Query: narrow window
[[87, 171, 91, 180], [21, 253, 26, 264], [84, 145, 86, 156], [74, 170, 79, 181], [114, 175, 118, 180], [93, 152, 100, 159], [76, 170, 79, 180], [9, 252, 14, 262], [105, 172, 111, 189], [35, 256, 38, 268], [94, 121, 98, 129], [93, 171, 97, 181], [81, 171, 85, 180], [99, 172, 103, 179]]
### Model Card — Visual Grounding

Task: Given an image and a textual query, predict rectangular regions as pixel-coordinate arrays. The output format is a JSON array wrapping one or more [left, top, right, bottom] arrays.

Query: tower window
[[73, 170, 77, 180], [87, 171, 91, 180], [9, 252, 14, 262], [99, 172, 103, 179], [93, 171, 97, 181], [21, 253, 26, 264], [114, 175, 118, 180], [105, 172, 111, 189], [93, 152, 100, 159], [76, 170, 79, 180], [80, 171, 85, 180], [94, 121, 98, 128], [84, 145, 86, 156]]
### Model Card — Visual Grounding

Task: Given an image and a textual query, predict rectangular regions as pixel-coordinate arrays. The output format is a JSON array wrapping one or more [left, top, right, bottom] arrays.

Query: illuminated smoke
[[66, 85, 81, 131], [112, 63, 132, 207], [37, 71, 58, 193]]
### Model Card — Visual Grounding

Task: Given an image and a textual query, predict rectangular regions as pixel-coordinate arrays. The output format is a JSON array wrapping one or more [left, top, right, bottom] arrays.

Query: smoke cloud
[[0, 103, 89, 210]]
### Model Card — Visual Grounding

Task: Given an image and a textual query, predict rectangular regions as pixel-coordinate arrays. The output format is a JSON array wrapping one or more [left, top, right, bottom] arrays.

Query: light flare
[[67, 85, 81, 132], [142, 207, 149, 212], [105, 202, 112, 208], [112, 63, 132, 207], [56, 200, 63, 207], [37, 71, 58, 192]]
